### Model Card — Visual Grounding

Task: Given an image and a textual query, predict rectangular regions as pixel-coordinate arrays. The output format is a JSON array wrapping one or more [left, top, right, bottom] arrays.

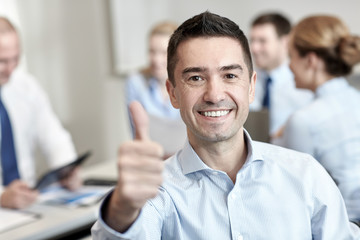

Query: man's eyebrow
[[219, 64, 243, 72], [182, 67, 207, 76]]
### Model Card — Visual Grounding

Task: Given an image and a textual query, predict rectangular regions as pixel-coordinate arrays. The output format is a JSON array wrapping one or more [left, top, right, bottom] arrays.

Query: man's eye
[[225, 74, 236, 79], [189, 76, 203, 81]]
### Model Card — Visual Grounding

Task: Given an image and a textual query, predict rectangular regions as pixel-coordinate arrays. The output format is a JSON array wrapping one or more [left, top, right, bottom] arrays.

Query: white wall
[[9, 0, 360, 165], [16, 0, 131, 165]]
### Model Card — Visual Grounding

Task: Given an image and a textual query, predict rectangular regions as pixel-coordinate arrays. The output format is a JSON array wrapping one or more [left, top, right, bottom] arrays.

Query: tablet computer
[[34, 151, 91, 191]]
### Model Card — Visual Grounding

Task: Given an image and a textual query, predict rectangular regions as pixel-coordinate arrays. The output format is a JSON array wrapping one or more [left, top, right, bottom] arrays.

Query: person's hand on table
[[1, 180, 39, 209]]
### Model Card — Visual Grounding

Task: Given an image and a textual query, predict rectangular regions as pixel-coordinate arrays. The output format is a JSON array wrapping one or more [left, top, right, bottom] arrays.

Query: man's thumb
[[129, 101, 149, 141]]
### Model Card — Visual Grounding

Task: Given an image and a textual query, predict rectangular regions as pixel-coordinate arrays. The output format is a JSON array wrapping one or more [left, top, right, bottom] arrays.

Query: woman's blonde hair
[[292, 15, 360, 76], [141, 21, 178, 78], [149, 21, 178, 37]]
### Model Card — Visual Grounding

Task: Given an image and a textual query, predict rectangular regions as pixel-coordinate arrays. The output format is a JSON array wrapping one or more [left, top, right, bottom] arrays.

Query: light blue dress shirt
[[92, 131, 359, 239], [250, 63, 313, 135], [279, 77, 360, 221], [125, 73, 180, 119]]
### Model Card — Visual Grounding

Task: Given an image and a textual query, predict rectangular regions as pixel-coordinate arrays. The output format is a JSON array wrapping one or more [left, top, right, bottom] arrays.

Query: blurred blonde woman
[[125, 21, 186, 158], [279, 15, 360, 224], [125, 21, 179, 120]]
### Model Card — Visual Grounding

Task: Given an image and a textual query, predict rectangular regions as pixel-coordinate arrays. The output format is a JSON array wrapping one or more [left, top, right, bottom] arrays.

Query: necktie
[[0, 89, 20, 186], [262, 76, 272, 109]]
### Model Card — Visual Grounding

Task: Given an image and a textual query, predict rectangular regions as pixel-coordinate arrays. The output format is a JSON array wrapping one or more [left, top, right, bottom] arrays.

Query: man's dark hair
[[167, 11, 253, 86], [251, 13, 291, 37]]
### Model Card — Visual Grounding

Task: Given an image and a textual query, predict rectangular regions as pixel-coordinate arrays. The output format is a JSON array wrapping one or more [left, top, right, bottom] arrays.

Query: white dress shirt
[[278, 77, 360, 221], [0, 70, 76, 195], [250, 63, 313, 135], [92, 131, 359, 239]]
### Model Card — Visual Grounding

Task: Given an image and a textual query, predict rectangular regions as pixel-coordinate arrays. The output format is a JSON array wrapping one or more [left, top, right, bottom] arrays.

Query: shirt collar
[[179, 129, 265, 175], [243, 130, 265, 167], [315, 77, 348, 98], [179, 141, 210, 175]]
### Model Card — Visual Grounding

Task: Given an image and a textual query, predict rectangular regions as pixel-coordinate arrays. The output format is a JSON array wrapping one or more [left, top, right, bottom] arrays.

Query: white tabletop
[[0, 159, 117, 240]]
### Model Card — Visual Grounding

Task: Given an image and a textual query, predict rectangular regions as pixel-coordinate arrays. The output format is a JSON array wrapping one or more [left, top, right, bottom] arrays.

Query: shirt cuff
[[94, 190, 144, 239]]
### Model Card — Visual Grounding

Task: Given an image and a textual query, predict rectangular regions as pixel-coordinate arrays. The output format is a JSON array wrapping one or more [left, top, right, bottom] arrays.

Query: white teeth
[[203, 110, 229, 117]]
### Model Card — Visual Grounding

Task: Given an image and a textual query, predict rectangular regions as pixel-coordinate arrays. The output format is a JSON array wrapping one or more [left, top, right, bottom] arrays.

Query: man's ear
[[280, 34, 290, 49], [166, 79, 180, 109], [249, 71, 257, 104]]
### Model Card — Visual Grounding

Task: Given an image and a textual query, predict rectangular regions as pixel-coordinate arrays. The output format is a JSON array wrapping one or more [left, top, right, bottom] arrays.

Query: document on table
[[0, 208, 40, 233], [38, 184, 112, 208]]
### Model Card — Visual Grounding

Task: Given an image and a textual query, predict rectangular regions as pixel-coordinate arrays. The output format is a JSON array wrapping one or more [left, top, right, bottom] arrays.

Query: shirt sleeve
[[30, 76, 76, 168], [279, 110, 314, 155], [92, 191, 163, 240], [309, 159, 360, 239]]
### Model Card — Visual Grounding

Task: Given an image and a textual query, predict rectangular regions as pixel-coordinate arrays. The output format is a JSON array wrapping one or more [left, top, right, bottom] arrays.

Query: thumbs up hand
[[130, 100, 151, 141], [105, 101, 165, 233]]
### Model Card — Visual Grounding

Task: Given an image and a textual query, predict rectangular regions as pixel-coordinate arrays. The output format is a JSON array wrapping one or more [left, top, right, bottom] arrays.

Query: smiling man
[[92, 11, 359, 239]]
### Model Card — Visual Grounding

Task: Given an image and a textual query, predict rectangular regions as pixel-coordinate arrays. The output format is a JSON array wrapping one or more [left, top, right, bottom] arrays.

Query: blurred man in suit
[[249, 12, 313, 139], [0, 17, 81, 209]]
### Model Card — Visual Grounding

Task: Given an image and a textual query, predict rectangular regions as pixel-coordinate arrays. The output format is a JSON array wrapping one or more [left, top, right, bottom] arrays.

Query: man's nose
[[203, 78, 226, 103]]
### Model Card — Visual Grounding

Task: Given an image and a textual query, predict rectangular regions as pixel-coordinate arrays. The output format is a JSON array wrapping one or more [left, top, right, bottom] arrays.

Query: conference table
[[0, 159, 117, 240]]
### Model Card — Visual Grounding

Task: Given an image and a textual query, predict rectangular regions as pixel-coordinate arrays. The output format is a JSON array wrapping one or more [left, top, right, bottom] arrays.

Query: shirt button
[[237, 235, 243, 240]]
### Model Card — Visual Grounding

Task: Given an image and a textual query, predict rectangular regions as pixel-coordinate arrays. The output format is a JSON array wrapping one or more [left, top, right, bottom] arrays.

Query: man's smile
[[199, 110, 231, 117]]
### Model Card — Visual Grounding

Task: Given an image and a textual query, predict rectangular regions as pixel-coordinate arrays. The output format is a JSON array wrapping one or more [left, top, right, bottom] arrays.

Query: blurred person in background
[[125, 21, 180, 122], [249, 12, 313, 139], [0, 16, 81, 209], [278, 15, 360, 225], [125, 21, 186, 158]]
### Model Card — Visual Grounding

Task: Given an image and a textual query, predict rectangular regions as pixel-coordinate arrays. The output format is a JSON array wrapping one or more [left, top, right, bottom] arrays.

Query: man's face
[[166, 37, 256, 144], [149, 34, 170, 83], [0, 31, 20, 85], [250, 24, 285, 71]]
